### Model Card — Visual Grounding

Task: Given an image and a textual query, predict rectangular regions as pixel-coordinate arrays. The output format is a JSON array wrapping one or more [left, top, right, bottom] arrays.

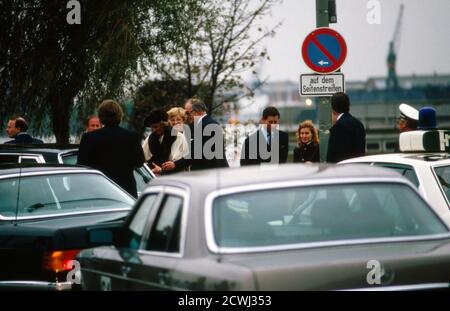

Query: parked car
[[78, 164, 450, 290], [0, 164, 136, 290], [0, 144, 155, 196], [340, 130, 450, 225]]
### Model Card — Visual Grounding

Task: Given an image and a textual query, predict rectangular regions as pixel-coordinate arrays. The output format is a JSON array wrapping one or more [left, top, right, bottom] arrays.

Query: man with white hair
[[161, 99, 229, 171]]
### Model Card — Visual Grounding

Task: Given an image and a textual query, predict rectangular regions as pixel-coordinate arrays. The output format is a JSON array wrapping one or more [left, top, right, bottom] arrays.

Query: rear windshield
[[0, 173, 135, 218], [212, 183, 448, 249]]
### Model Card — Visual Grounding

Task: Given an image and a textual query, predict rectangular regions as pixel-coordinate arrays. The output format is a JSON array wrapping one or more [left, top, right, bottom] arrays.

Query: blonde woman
[[167, 107, 186, 133], [293, 120, 320, 163]]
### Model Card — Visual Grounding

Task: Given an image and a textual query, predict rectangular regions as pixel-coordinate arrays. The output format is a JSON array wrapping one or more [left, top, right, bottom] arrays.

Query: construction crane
[[386, 3, 404, 90]]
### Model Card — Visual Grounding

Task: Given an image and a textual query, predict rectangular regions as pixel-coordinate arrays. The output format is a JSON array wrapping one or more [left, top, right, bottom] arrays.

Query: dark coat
[[147, 127, 177, 166], [240, 129, 289, 166], [293, 142, 320, 163], [5, 133, 43, 144], [174, 115, 229, 171], [77, 125, 145, 198], [326, 113, 366, 163]]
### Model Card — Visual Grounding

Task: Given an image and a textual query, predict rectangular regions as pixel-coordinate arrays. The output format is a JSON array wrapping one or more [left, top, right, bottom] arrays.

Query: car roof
[[0, 163, 91, 176], [340, 153, 450, 165], [147, 164, 409, 193], [0, 144, 78, 154]]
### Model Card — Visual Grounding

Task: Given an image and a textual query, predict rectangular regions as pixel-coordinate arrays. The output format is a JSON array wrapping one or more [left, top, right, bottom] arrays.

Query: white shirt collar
[[260, 125, 274, 142], [196, 114, 207, 125], [337, 113, 344, 121]]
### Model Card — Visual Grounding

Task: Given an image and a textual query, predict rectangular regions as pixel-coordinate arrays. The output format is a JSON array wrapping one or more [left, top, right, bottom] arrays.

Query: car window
[[60, 151, 152, 193], [373, 162, 420, 187], [0, 173, 135, 218], [126, 194, 158, 250], [0, 154, 19, 163], [61, 154, 78, 165], [433, 165, 450, 205], [133, 166, 153, 194], [145, 195, 183, 253], [212, 183, 447, 249], [19, 156, 40, 164]]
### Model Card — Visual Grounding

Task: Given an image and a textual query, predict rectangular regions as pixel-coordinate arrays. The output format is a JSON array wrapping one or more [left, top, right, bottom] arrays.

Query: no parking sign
[[301, 28, 347, 74]]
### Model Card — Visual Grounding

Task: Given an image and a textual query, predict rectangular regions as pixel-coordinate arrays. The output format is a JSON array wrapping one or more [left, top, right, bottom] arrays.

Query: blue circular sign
[[302, 28, 347, 73]]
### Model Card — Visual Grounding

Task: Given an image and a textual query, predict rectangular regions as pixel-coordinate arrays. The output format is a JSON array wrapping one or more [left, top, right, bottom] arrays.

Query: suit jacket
[[174, 115, 229, 171], [77, 125, 145, 198], [5, 133, 43, 144], [326, 113, 366, 163], [240, 129, 289, 166]]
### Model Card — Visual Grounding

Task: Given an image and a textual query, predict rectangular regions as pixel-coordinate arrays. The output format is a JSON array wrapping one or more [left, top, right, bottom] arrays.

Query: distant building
[[231, 73, 450, 154]]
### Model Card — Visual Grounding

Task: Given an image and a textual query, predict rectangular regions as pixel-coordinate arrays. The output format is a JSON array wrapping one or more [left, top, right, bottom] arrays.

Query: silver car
[[78, 164, 450, 290]]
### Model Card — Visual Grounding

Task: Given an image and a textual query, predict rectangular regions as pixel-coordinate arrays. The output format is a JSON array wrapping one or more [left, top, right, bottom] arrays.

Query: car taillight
[[42, 249, 81, 273]]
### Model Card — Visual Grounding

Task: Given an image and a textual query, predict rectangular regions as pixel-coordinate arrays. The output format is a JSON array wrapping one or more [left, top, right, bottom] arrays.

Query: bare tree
[[150, 0, 282, 114]]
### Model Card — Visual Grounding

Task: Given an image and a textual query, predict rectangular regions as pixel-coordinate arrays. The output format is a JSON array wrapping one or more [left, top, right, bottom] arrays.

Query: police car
[[340, 128, 450, 225]]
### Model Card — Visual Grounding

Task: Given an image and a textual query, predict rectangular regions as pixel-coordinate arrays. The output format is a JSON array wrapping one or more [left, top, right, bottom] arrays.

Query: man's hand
[[151, 162, 163, 175], [161, 161, 175, 171]]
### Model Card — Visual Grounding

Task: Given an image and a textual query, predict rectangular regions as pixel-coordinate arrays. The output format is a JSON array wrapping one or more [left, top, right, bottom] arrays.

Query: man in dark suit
[[5, 117, 43, 144], [161, 100, 229, 171], [240, 106, 289, 166], [78, 99, 144, 198], [326, 92, 366, 163]]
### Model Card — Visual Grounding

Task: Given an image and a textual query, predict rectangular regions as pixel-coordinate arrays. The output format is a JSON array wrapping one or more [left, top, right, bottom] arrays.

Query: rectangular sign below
[[299, 73, 345, 96]]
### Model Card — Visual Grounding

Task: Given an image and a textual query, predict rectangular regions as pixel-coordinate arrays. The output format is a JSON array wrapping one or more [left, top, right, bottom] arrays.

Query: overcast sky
[[252, 0, 450, 83]]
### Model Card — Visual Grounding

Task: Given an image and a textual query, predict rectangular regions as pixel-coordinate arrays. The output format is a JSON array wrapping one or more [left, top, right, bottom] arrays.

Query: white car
[[340, 130, 450, 224]]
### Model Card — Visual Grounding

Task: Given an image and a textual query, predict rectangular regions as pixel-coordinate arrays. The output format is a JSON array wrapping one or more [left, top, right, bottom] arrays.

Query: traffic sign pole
[[316, 0, 331, 163]]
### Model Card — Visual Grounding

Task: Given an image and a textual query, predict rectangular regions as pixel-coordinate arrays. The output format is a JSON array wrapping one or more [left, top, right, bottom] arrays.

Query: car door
[[125, 187, 188, 290], [80, 192, 161, 290]]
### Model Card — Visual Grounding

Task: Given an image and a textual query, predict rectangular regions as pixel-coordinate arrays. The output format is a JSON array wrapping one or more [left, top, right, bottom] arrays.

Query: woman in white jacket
[[142, 109, 188, 175]]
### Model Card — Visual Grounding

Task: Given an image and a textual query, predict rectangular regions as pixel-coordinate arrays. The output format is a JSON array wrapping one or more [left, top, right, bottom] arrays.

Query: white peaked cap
[[399, 103, 419, 121]]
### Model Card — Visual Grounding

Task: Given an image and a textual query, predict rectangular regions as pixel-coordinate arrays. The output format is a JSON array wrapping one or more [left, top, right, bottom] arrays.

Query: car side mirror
[[89, 229, 114, 245], [86, 221, 124, 247]]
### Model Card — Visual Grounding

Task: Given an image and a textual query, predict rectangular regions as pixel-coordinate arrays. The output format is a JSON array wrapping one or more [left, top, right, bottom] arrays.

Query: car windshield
[[60, 152, 152, 193], [434, 165, 450, 204], [212, 183, 448, 249], [0, 173, 135, 218]]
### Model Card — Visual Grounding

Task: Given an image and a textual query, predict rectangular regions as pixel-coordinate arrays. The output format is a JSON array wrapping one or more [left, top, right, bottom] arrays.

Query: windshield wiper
[[57, 198, 132, 205], [26, 203, 46, 213]]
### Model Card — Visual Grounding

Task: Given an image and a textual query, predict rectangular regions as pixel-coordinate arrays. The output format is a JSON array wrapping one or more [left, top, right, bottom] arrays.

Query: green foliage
[[0, 0, 280, 142], [0, 0, 200, 142]]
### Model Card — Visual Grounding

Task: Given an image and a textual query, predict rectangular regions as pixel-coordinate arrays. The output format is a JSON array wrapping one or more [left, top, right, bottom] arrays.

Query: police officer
[[397, 103, 419, 133], [394, 103, 419, 152]]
